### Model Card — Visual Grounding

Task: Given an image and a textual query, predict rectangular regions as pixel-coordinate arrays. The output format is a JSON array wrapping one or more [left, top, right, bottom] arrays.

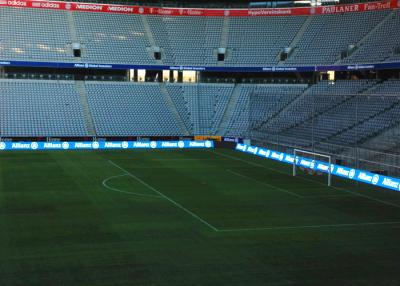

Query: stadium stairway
[[67, 11, 80, 62], [321, 97, 400, 145], [278, 16, 313, 65], [260, 85, 316, 133], [75, 81, 96, 136], [141, 15, 163, 65], [275, 80, 379, 134], [254, 84, 309, 131], [159, 83, 191, 136], [217, 16, 230, 66], [337, 10, 397, 64], [216, 84, 242, 135]]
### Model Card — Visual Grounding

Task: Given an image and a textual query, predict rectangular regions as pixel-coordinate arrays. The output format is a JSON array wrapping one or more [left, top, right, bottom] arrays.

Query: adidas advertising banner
[[0, 140, 214, 151], [235, 143, 400, 193]]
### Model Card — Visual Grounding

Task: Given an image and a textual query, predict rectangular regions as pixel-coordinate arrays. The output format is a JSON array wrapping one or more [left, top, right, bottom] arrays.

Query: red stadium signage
[[0, 0, 397, 16]]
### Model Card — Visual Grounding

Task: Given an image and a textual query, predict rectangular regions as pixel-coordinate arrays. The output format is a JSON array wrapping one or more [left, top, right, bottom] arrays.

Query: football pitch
[[1, 148, 400, 285]]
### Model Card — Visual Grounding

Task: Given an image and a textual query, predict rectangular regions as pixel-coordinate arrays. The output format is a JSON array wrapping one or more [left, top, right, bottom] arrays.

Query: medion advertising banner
[[0, 140, 214, 151], [235, 143, 400, 193]]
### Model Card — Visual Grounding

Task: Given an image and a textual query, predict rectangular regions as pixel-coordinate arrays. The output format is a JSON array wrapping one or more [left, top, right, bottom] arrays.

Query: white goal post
[[293, 149, 332, 186]]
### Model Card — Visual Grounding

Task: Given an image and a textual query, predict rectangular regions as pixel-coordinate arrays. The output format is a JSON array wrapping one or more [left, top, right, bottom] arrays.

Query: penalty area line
[[218, 221, 400, 232], [108, 160, 219, 232], [226, 169, 303, 198], [211, 150, 400, 209]]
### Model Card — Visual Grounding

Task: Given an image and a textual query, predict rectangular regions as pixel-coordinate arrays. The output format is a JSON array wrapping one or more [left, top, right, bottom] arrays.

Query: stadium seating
[[0, 6, 398, 66], [1, 78, 399, 161], [225, 16, 306, 66], [166, 83, 234, 135], [85, 82, 181, 136], [0, 8, 73, 61], [284, 11, 389, 65], [0, 80, 88, 137], [74, 13, 154, 64], [343, 10, 400, 64], [147, 16, 223, 65]]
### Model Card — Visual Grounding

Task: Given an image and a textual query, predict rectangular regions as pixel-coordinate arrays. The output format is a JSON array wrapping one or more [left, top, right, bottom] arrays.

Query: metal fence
[[249, 92, 400, 177]]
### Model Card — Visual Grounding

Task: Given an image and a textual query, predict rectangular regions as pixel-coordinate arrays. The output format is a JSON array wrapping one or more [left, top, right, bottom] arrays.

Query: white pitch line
[[218, 221, 400, 232], [301, 194, 353, 198], [102, 174, 162, 199], [227, 169, 303, 198], [211, 150, 400, 209], [108, 160, 218, 232]]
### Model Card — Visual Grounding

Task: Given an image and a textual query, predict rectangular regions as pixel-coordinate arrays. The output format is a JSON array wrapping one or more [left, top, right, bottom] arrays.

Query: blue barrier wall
[[0, 140, 214, 150], [235, 143, 400, 192]]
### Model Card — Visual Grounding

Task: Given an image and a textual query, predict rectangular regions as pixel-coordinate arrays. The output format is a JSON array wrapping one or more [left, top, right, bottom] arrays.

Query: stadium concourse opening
[[1, 0, 400, 285]]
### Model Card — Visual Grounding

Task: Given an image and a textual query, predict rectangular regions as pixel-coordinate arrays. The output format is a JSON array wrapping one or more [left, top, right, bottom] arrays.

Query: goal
[[293, 149, 332, 186]]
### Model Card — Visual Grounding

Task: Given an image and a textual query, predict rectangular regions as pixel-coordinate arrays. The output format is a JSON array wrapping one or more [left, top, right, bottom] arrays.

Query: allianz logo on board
[[150, 141, 157, 149], [189, 141, 212, 148], [257, 148, 270, 158], [162, 142, 179, 148], [372, 174, 380, 185], [104, 142, 127, 149], [382, 177, 400, 191], [270, 151, 282, 161], [337, 167, 359, 179], [299, 159, 312, 168], [44, 142, 63, 149], [247, 146, 258, 155], [92, 142, 100, 149], [357, 172, 380, 185], [336, 167, 351, 177], [11, 142, 31, 149], [284, 155, 294, 163], [133, 142, 150, 148], [317, 163, 329, 172], [0, 142, 6, 150], [74, 142, 92, 148], [236, 144, 246, 151], [62, 142, 69, 149]]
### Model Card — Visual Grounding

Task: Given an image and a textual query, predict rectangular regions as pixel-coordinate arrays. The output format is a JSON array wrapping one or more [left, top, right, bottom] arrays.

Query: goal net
[[293, 149, 332, 186]]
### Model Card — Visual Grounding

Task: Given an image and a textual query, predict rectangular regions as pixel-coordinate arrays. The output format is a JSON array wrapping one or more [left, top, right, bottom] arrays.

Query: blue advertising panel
[[0, 140, 214, 151], [235, 143, 400, 192], [1, 59, 400, 72]]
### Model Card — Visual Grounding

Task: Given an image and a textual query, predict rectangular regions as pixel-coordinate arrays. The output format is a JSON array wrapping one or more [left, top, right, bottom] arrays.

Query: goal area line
[[105, 158, 400, 234]]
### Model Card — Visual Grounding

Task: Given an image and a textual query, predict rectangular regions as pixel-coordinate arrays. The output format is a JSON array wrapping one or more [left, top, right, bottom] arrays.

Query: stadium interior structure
[[1, 1, 400, 284], [1, 0, 400, 177]]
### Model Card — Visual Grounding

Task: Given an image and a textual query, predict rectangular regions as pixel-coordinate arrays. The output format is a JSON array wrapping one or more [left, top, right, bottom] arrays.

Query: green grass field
[[1, 148, 400, 286]]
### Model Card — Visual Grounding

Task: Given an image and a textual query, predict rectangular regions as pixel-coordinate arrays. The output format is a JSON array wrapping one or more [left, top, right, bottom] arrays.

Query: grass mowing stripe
[[108, 160, 219, 232], [213, 150, 400, 209], [226, 169, 303, 198], [218, 221, 400, 232]]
